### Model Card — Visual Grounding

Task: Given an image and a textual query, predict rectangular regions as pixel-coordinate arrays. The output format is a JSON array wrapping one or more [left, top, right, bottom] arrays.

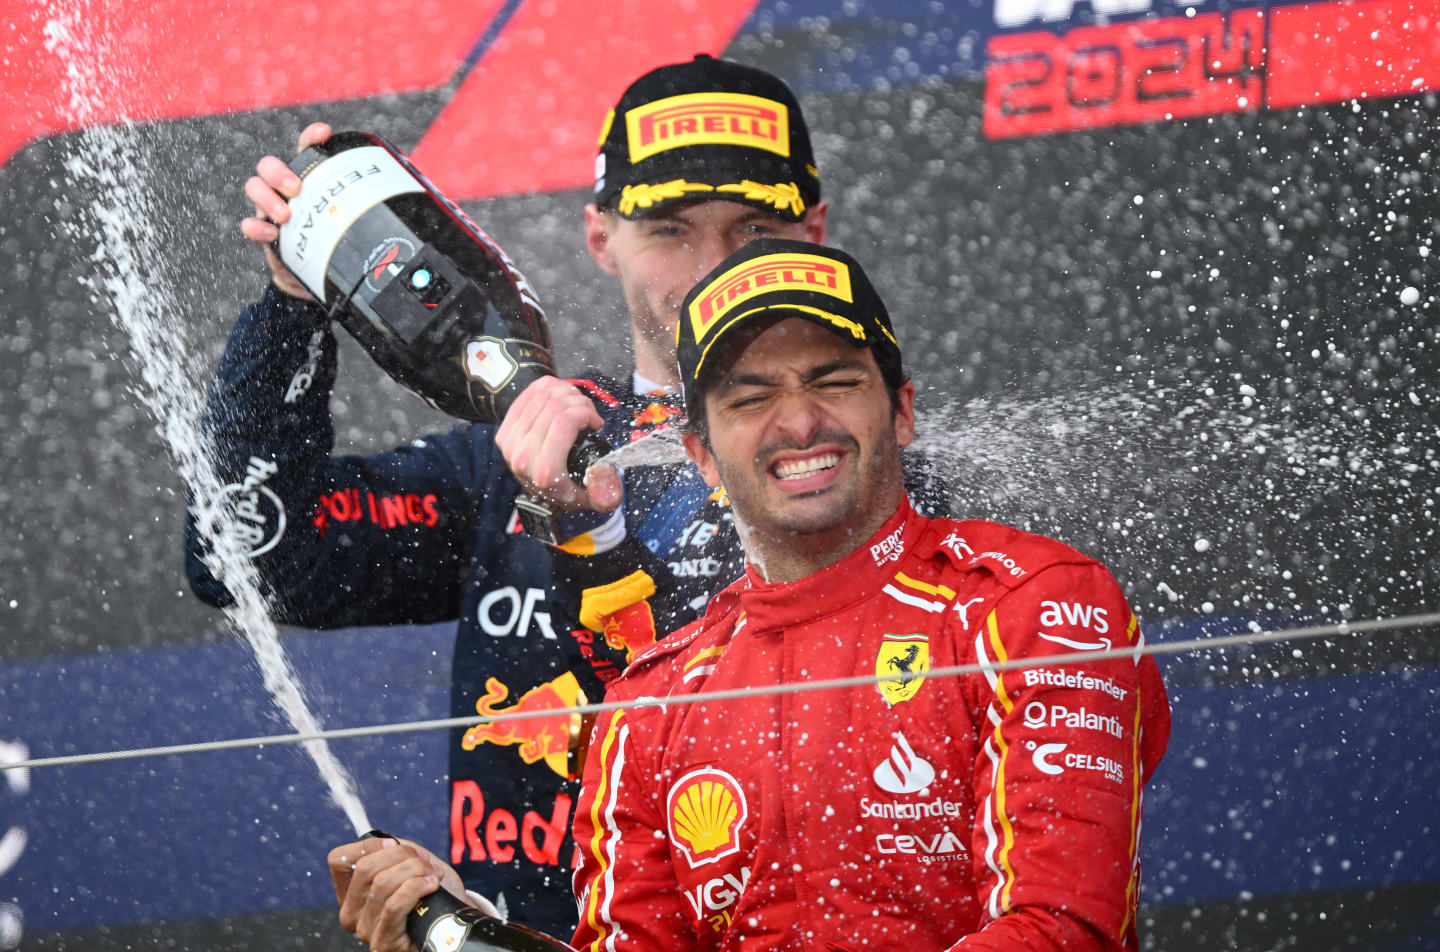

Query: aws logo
[[1039, 600, 1109, 633], [667, 768, 749, 868]]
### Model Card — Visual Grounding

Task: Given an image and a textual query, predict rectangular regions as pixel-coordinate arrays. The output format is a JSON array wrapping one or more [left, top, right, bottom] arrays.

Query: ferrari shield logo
[[876, 633, 929, 706]]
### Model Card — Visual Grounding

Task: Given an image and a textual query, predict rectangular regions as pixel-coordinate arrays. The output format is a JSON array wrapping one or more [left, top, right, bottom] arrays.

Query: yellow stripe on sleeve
[[1121, 688, 1144, 933], [986, 611, 1019, 912], [582, 710, 627, 949]]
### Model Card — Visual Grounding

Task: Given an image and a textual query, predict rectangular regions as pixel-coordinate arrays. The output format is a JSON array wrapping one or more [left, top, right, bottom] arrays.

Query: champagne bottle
[[272, 131, 607, 478], [362, 832, 578, 952]]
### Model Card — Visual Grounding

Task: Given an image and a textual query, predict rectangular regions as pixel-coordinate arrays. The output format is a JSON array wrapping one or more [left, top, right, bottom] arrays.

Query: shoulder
[[604, 579, 746, 702], [916, 516, 1102, 590]]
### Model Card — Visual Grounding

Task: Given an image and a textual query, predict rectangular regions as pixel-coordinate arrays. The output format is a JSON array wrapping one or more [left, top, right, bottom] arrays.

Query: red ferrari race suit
[[572, 498, 1170, 951]]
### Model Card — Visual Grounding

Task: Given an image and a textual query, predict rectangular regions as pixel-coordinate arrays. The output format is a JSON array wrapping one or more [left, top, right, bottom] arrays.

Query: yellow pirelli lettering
[[583, 710, 626, 948], [626, 92, 790, 163], [688, 252, 853, 345], [986, 610, 1019, 911]]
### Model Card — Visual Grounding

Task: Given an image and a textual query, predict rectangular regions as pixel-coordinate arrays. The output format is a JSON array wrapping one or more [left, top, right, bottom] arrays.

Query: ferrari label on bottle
[[279, 146, 422, 302]]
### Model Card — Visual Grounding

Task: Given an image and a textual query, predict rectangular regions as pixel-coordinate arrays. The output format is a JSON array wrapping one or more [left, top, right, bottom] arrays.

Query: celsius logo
[[1030, 741, 1067, 775], [362, 236, 416, 292], [873, 732, 935, 794]]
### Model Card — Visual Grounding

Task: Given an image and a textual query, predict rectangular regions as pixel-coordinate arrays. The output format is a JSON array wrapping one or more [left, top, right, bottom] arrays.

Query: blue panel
[[2, 619, 1437, 934], [0, 624, 455, 932]]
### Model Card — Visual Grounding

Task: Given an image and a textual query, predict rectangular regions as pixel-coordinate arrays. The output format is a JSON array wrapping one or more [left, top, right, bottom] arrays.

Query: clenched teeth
[[773, 453, 840, 480]]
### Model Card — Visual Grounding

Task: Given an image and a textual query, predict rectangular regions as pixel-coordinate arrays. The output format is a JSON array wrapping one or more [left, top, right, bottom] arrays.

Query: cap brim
[[690, 303, 873, 394], [609, 168, 810, 222]]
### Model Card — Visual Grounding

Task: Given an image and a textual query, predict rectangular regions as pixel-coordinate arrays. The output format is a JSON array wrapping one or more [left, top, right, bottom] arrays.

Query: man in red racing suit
[[573, 500, 1169, 950], [571, 239, 1170, 951]]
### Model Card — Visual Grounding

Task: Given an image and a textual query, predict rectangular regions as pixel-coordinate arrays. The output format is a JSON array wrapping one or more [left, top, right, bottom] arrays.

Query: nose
[[692, 231, 751, 281], [769, 387, 825, 447]]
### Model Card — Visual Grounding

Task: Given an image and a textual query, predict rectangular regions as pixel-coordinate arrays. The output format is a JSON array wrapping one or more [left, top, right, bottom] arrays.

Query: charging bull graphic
[[461, 673, 585, 779]]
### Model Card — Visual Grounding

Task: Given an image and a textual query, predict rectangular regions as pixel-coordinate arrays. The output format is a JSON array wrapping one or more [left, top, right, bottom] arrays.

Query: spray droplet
[[1399, 286, 1420, 305], [1194, 538, 1211, 553]]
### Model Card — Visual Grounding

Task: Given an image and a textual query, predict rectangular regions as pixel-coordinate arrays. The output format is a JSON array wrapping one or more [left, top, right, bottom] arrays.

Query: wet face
[[586, 199, 827, 384], [683, 318, 915, 551]]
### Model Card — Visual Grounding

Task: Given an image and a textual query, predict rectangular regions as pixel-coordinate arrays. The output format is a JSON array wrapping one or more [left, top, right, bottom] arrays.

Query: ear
[[585, 204, 619, 276], [682, 431, 723, 488], [801, 198, 829, 245], [892, 379, 916, 449]]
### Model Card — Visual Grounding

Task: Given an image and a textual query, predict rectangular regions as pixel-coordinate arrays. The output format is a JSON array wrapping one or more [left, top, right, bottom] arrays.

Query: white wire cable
[[3, 610, 1438, 773]]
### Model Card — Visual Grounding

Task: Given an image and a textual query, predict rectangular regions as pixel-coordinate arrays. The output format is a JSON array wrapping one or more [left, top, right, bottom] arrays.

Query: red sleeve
[[955, 562, 1170, 952], [571, 704, 693, 952]]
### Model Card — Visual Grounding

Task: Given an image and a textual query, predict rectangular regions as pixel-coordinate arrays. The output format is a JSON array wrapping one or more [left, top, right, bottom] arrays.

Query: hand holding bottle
[[329, 834, 466, 952], [239, 121, 333, 300]]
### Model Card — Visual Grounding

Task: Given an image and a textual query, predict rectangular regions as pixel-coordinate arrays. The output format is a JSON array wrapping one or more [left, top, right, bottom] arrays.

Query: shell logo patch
[[626, 92, 789, 163], [876, 633, 930, 706], [667, 767, 749, 868]]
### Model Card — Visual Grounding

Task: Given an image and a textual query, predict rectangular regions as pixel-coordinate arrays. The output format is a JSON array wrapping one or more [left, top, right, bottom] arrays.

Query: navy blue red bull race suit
[[184, 284, 946, 934]]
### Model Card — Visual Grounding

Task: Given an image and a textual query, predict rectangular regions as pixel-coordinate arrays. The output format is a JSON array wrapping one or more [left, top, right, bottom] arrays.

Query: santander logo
[[873, 732, 935, 795]]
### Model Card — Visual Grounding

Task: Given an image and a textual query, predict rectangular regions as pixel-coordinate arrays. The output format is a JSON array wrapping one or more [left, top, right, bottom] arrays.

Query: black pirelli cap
[[676, 238, 903, 415], [593, 54, 821, 221]]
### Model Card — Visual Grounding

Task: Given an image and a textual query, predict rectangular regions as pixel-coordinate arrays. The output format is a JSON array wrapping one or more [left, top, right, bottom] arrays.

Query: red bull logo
[[601, 599, 659, 664], [626, 92, 789, 162], [460, 673, 584, 779], [450, 781, 575, 869], [687, 253, 853, 344]]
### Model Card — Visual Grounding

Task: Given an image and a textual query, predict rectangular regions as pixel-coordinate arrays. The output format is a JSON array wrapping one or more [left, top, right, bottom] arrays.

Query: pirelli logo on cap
[[688, 253, 852, 343], [627, 92, 790, 163]]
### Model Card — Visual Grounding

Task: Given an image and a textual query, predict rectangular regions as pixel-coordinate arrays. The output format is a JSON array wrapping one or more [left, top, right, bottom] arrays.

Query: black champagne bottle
[[272, 131, 607, 478]]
